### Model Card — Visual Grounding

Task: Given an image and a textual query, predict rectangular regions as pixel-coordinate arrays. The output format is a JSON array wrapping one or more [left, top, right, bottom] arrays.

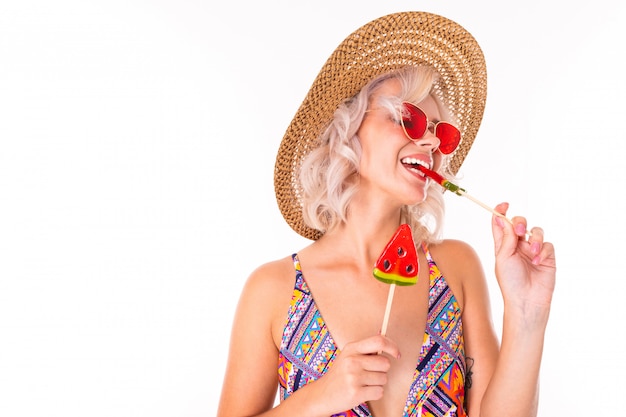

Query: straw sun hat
[[274, 11, 488, 240]]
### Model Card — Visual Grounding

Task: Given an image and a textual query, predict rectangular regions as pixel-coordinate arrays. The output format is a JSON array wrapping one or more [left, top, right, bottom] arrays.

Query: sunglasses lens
[[401, 103, 428, 140], [435, 122, 461, 155], [401, 102, 461, 154]]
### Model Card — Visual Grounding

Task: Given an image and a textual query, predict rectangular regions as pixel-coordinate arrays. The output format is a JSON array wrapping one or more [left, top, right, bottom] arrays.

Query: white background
[[1, 1, 624, 416]]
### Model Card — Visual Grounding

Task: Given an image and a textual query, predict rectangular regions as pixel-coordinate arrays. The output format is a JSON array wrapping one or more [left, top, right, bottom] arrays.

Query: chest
[[278, 254, 466, 416], [308, 269, 430, 413], [301, 252, 430, 344]]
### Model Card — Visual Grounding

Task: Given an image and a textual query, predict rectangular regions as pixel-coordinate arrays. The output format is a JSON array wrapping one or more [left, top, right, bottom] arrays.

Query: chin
[[402, 190, 428, 206]]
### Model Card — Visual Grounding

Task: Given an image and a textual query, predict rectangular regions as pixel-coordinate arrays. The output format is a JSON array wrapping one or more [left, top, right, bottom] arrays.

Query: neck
[[319, 193, 405, 267]]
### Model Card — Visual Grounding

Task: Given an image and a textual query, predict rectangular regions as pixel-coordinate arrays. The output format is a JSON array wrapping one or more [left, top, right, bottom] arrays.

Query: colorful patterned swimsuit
[[278, 247, 467, 417]]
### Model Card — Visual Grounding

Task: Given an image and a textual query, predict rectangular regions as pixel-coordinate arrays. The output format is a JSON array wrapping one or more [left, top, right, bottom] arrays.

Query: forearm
[[479, 306, 550, 417]]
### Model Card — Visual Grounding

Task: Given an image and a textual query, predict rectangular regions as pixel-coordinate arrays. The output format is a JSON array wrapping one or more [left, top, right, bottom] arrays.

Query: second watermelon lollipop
[[373, 223, 419, 336], [373, 223, 418, 285]]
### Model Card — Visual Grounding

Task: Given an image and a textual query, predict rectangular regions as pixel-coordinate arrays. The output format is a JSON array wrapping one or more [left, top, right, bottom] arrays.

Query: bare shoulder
[[428, 238, 480, 265], [427, 239, 486, 309], [241, 255, 296, 315], [239, 255, 298, 345], [219, 255, 299, 414], [246, 255, 296, 291]]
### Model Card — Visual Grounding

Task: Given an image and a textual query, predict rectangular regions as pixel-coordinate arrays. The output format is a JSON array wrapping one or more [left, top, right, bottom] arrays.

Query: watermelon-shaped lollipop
[[373, 224, 418, 286], [374, 223, 419, 336]]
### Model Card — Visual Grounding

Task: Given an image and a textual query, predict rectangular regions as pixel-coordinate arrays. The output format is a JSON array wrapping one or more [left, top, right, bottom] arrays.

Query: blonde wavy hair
[[299, 66, 457, 244]]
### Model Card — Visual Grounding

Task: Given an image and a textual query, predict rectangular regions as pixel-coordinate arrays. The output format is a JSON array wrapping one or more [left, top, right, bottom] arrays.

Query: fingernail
[[515, 224, 526, 235], [532, 255, 541, 265], [531, 242, 540, 255], [495, 217, 504, 227]]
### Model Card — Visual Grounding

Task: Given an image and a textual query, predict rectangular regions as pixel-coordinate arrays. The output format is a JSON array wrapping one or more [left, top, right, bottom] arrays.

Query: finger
[[359, 367, 389, 386], [360, 385, 385, 401], [510, 215, 528, 238], [493, 201, 509, 217], [492, 202, 515, 256], [533, 240, 556, 267], [527, 226, 545, 258], [350, 335, 401, 360], [358, 352, 392, 373], [491, 202, 508, 247]]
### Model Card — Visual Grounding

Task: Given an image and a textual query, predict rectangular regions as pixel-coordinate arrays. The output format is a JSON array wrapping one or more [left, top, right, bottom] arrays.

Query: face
[[356, 78, 442, 205]]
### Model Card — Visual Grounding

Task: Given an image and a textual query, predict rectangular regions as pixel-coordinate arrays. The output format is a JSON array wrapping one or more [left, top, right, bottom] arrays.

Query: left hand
[[491, 202, 556, 315]]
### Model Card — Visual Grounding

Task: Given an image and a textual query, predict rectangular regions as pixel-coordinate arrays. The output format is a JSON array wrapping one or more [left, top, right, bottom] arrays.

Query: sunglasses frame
[[399, 101, 461, 155]]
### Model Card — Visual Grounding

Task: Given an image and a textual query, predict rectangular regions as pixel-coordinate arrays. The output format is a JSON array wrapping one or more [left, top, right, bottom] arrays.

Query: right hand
[[309, 335, 400, 414]]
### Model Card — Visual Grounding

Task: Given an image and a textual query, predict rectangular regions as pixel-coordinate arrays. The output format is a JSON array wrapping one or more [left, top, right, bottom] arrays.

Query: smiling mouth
[[401, 157, 430, 176]]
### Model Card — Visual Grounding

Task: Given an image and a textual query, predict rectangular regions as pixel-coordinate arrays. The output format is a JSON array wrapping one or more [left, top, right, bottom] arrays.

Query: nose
[[410, 122, 440, 152]]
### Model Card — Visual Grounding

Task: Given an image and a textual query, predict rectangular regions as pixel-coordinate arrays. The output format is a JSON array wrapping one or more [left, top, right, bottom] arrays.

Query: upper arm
[[217, 258, 294, 416], [431, 240, 500, 415]]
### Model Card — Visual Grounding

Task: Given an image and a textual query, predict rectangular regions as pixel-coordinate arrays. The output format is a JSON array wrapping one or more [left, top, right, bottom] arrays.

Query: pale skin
[[217, 79, 556, 417]]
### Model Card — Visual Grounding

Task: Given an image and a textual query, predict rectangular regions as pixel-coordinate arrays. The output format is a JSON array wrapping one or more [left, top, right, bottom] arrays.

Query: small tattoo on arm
[[465, 357, 475, 389]]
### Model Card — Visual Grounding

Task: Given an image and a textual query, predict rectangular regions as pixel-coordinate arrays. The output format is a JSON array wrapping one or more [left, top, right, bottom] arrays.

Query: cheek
[[355, 132, 377, 167], [356, 140, 388, 178], [432, 152, 444, 171], [357, 147, 374, 174], [356, 121, 406, 172]]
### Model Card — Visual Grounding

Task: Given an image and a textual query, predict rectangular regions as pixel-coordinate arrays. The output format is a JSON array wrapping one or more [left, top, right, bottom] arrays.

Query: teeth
[[401, 157, 430, 169]]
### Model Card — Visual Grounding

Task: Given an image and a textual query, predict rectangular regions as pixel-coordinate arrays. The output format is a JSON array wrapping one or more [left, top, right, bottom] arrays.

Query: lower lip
[[403, 164, 427, 181]]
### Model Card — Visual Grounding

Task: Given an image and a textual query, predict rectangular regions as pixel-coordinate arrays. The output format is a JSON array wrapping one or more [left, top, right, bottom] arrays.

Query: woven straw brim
[[274, 11, 487, 240]]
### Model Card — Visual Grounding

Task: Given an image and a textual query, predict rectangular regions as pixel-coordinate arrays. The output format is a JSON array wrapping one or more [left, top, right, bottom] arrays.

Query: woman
[[218, 11, 555, 417]]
